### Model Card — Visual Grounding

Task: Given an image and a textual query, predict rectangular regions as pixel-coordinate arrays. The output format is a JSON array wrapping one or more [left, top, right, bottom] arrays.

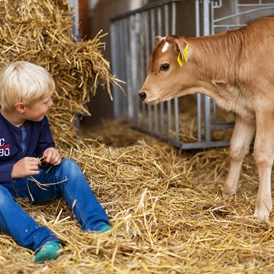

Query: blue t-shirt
[[0, 113, 55, 183]]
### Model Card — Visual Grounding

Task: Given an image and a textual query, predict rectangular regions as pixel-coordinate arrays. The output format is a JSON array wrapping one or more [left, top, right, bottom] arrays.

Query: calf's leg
[[253, 111, 274, 220], [223, 115, 255, 197]]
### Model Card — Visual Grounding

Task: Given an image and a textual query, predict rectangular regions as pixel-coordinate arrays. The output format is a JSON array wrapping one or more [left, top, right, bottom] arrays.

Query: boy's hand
[[11, 157, 40, 178], [43, 147, 61, 166]]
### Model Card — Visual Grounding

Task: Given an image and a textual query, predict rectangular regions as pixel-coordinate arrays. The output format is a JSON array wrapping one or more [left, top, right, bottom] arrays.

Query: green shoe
[[34, 241, 62, 263], [98, 225, 112, 233]]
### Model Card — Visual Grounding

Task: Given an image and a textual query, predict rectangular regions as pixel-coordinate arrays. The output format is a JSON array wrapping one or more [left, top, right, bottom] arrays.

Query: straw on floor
[[1, 120, 274, 274]]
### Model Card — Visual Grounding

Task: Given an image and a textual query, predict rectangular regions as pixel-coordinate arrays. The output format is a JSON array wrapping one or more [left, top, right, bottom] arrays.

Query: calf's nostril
[[139, 92, 146, 101]]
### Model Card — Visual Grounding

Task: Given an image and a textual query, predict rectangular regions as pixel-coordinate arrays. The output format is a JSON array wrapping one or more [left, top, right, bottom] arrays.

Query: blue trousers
[[0, 158, 109, 251]]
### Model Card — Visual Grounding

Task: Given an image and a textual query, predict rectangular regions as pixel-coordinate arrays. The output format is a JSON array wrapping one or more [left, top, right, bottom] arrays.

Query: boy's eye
[[43, 99, 51, 105]]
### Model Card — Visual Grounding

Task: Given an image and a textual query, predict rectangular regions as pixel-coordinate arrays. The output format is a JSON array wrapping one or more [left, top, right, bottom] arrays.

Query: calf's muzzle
[[139, 91, 146, 101]]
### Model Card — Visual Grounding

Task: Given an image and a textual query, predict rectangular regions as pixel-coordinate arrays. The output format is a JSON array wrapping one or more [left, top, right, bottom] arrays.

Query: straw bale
[[1, 120, 274, 273], [0, 0, 121, 148]]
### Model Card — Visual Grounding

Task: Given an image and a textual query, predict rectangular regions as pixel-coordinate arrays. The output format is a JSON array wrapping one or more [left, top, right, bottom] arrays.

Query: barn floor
[[1, 119, 274, 274]]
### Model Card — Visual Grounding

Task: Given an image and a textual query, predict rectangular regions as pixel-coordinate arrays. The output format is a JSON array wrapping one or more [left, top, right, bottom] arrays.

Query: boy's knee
[[61, 158, 77, 167], [61, 158, 81, 173], [0, 186, 13, 205]]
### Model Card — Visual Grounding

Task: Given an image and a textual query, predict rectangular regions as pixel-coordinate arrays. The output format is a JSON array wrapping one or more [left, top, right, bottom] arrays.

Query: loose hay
[[1, 121, 274, 273]]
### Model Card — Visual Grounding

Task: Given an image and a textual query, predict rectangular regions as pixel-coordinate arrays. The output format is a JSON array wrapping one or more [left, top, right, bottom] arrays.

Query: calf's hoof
[[254, 208, 271, 221], [222, 191, 236, 198]]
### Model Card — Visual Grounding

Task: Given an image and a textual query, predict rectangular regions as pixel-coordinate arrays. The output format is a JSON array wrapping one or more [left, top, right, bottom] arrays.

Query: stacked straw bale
[[0, 0, 120, 147]]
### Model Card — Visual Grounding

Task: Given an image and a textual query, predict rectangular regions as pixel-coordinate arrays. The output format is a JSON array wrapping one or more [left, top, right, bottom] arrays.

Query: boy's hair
[[0, 61, 55, 112]]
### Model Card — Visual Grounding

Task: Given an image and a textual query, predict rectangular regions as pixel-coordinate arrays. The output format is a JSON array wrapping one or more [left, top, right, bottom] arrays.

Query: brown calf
[[139, 17, 274, 220]]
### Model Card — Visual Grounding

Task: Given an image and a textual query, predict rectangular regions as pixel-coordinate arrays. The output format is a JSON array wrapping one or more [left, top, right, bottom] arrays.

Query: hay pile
[[0, 0, 120, 147], [1, 120, 274, 273]]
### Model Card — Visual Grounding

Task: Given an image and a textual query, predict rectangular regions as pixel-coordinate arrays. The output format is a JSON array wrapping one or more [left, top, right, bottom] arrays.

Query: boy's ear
[[15, 102, 26, 113]]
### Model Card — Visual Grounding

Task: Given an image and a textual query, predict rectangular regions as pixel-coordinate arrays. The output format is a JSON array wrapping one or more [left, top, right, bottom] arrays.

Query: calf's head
[[139, 35, 193, 104]]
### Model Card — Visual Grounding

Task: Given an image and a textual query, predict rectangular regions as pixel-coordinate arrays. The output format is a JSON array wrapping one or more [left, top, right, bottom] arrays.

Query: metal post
[[68, 0, 80, 40], [157, 6, 165, 138], [110, 23, 120, 119], [164, 4, 172, 139], [203, 0, 211, 143], [172, 2, 179, 142], [195, 0, 202, 143]]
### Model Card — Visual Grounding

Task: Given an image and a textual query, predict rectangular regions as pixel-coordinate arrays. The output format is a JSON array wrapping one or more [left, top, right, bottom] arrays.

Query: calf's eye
[[160, 63, 170, 71]]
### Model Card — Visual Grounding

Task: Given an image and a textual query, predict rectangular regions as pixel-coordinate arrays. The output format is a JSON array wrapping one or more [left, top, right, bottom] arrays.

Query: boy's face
[[23, 97, 53, 122]]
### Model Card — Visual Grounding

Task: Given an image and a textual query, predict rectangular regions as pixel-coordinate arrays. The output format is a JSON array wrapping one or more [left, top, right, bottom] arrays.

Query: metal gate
[[110, 0, 274, 149]]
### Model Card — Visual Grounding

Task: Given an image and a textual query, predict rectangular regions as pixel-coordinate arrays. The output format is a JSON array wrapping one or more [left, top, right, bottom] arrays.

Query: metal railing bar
[[213, 6, 274, 23], [110, 0, 183, 22]]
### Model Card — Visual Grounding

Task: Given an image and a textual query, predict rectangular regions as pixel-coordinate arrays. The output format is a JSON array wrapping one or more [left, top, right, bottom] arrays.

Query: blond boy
[[0, 61, 111, 263]]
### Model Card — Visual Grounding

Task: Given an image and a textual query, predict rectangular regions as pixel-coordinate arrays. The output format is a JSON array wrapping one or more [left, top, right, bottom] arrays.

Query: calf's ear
[[174, 38, 191, 62], [155, 36, 163, 44]]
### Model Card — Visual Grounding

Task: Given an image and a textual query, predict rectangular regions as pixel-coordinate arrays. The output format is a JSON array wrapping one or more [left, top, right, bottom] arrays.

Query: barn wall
[[80, 0, 147, 127], [78, 0, 89, 38]]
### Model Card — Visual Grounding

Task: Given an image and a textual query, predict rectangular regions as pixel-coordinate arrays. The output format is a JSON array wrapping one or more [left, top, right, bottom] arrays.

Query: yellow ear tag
[[182, 44, 189, 62], [177, 44, 188, 67], [177, 52, 183, 67]]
